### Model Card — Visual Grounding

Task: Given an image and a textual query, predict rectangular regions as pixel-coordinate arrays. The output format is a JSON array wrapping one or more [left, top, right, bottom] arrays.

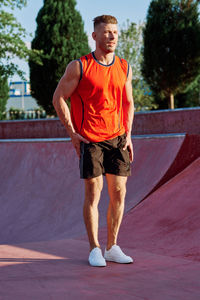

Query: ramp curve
[[106, 158, 200, 262], [0, 134, 196, 244]]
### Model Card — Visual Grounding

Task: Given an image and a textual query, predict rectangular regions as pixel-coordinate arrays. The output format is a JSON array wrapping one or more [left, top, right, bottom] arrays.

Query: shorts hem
[[80, 172, 103, 180], [104, 171, 131, 177]]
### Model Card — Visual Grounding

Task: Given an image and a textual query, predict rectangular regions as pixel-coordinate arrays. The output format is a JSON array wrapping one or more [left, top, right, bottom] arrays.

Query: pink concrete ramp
[[99, 157, 200, 262], [0, 134, 196, 244], [0, 158, 199, 299], [0, 135, 200, 299]]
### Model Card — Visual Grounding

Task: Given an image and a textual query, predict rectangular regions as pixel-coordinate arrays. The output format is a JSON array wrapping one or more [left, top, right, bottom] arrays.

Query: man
[[53, 15, 134, 267]]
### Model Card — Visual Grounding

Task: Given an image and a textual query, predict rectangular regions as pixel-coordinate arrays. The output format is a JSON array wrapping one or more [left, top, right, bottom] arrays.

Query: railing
[[6, 109, 47, 120]]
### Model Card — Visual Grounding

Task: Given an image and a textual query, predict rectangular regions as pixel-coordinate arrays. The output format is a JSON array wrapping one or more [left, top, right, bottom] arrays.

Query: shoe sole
[[89, 262, 107, 267], [104, 257, 133, 264]]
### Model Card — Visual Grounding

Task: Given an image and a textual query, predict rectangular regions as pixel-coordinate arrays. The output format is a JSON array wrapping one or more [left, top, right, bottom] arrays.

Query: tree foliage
[[116, 20, 157, 111], [0, 0, 42, 78], [142, 0, 200, 108], [0, 76, 9, 119], [29, 0, 90, 115], [175, 74, 200, 107]]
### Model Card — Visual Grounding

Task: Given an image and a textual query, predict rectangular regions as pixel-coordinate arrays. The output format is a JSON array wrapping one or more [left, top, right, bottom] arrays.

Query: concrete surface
[[0, 134, 194, 244], [0, 134, 199, 299]]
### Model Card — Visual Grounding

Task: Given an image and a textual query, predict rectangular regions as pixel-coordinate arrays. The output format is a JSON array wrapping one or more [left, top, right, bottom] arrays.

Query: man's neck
[[93, 50, 114, 65]]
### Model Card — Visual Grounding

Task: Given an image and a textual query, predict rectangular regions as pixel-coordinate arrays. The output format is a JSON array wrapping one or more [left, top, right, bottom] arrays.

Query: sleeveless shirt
[[70, 52, 129, 142]]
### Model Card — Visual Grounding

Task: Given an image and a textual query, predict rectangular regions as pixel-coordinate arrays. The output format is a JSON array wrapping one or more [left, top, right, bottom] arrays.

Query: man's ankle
[[106, 243, 116, 251], [90, 244, 101, 252]]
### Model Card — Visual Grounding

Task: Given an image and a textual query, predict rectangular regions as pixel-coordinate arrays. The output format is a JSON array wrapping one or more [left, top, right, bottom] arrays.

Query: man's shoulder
[[78, 52, 92, 62], [115, 56, 129, 76], [76, 53, 93, 72], [115, 55, 128, 66]]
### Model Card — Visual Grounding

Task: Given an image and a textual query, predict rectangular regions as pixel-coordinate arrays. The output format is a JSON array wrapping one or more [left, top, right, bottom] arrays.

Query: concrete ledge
[[0, 108, 199, 139], [133, 107, 200, 136], [0, 133, 186, 143]]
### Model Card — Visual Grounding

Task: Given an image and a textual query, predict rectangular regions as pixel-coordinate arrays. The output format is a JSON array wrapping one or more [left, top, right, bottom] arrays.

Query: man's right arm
[[53, 60, 89, 157]]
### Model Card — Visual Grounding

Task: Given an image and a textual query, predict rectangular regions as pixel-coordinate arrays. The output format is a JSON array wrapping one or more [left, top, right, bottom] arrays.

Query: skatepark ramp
[[0, 133, 199, 245], [0, 132, 200, 299]]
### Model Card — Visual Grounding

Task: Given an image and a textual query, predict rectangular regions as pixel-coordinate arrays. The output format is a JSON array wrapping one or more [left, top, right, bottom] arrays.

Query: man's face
[[93, 23, 118, 53]]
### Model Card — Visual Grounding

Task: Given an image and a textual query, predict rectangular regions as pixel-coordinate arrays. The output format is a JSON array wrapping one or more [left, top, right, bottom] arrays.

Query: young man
[[53, 15, 134, 267]]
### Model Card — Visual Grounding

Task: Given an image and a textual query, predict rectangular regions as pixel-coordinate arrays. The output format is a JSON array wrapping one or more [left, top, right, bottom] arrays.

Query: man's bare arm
[[123, 65, 134, 162], [53, 60, 89, 157]]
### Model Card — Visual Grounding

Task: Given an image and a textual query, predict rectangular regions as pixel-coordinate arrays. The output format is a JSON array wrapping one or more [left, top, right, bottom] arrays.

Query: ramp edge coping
[[0, 133, 186, 143]]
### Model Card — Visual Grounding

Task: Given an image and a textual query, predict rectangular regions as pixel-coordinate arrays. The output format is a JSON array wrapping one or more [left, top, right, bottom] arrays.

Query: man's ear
[[92, 31, 96, 41]]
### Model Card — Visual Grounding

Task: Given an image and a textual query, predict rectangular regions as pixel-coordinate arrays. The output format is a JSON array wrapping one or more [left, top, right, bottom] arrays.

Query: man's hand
[[123, 134, 134, 163], [71, 132, 89, 158]]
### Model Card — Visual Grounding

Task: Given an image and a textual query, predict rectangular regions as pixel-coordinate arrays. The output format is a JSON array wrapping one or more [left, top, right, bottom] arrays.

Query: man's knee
[[84, 176, 103, 204], [106, 176, 127, 208], [112, 184, 126, 203], [108, 175, 126, 193]]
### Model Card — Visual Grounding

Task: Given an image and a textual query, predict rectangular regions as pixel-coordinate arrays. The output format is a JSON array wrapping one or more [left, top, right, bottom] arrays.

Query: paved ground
[[0, 134, 199, 299]]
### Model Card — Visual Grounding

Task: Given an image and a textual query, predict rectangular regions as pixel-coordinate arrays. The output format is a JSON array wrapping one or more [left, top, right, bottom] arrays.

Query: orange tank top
[[70, 52, 129, 142]]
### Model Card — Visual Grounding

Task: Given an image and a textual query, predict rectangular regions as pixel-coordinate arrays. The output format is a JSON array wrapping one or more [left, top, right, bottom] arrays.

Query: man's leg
[[105, 174, 127, 250], [104, 173, 133, 263], [83, 175, 103, 251]]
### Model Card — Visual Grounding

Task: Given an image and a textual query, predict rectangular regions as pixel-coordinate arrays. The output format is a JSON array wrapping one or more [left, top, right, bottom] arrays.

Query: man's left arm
[[122, 65, 134, 162]]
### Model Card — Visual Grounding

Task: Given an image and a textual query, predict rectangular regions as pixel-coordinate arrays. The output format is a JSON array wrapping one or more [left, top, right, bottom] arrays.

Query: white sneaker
[[88, 247, 107, 267], [104, 245, 133, 264]]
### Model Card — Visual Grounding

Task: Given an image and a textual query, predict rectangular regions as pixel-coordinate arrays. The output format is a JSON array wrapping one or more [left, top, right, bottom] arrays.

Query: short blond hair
[[93, 15, 118, 29]]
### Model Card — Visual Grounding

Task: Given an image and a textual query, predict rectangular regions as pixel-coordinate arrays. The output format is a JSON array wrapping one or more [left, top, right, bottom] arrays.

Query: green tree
[[29, 0, 90, 115], [142, 0, 200, 109], [116, 20, 157, 111], [150, 74, 200, 109], [175, 74, 200, 107], [0, 76, 9, 119], [0, 0, 41, 78]]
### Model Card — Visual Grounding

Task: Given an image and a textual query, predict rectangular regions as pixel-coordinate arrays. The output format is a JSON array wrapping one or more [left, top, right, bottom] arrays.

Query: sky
[[11, 0, 152, 81]]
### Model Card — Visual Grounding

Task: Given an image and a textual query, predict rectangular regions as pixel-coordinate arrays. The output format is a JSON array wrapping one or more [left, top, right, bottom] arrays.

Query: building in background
[[6, 81, 46, 119], [7, 81, 39, 111]]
